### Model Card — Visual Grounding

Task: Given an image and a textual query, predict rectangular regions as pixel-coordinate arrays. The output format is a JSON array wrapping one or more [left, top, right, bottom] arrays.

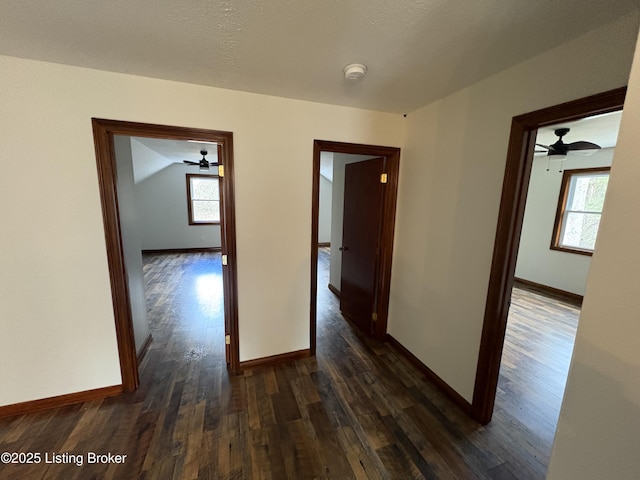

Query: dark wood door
[[340, 157, 385, 334]]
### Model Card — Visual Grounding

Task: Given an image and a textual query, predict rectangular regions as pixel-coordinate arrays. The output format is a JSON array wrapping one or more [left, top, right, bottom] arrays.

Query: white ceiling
[[129, 137, 218, 183], [133, 137, 218, 164], [1, 1, 638, 113]]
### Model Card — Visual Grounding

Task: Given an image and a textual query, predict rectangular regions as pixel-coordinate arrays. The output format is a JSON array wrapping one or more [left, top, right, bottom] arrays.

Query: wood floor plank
[[248, 427, 270, 480], [337, 425, 387, 480], [306, 401, 355, 478], [285, 418, 324, 478]]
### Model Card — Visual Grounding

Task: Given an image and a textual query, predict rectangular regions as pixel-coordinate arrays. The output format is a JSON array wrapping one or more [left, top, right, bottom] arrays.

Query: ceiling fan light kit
[[183, 149, 219, 171], [535, 127, 601, 172], [536, 127, 601, 156], [343, 63, 367, 81]]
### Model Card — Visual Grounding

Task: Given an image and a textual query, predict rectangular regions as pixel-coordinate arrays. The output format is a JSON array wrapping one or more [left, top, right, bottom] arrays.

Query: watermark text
[[1, 451, 127, 467]]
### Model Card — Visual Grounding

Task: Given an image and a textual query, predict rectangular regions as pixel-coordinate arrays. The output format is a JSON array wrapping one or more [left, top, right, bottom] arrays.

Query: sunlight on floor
[[195, 272, 223, 316]]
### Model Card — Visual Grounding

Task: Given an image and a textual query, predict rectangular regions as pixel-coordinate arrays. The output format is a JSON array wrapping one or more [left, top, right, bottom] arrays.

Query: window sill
[[550, 245, 593, 257]]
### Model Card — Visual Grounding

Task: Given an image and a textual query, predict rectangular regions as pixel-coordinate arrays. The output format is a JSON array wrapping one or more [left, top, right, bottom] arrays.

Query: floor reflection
[[142, 250, 225, 362], [195, 273, 224, 317]]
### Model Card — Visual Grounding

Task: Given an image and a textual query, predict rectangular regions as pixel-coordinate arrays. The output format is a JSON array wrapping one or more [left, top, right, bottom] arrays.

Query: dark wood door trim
[[92, 119, 241, 391], [471, 87, 626, 424], [310, 140, 401, 355]]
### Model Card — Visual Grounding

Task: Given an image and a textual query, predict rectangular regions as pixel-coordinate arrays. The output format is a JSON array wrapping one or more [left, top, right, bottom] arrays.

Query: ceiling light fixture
[[343, 63, 367, 81], [183, 149, 217, 172]]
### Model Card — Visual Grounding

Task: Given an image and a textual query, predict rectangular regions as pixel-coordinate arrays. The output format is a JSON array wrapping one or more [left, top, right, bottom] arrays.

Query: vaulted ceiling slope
[[1, 1, 638, 113]]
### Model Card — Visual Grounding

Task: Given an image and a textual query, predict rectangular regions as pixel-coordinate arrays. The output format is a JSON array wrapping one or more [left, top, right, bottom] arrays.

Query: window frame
[[186, 173, 221, 225], [550, 166, 610, 256]]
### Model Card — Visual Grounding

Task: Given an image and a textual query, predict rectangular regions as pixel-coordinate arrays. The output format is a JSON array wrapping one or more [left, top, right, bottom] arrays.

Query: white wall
[[329, 153, 376, 290], [0, 54, 403, 406], [132, 139, 222, 250], [388, 12, 640, 402], [515, 148, 614, 295], [113, 136, 151, 354], [318, 174, 332, 244], [547, 29, 640, 480]]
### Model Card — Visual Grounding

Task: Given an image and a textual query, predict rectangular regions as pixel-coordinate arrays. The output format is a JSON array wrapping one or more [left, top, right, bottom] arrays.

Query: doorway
[[92, 119, 240, 391], [493, 111, 621, 449], [310, 140, 401, 355], [471, 87, 626, 424]]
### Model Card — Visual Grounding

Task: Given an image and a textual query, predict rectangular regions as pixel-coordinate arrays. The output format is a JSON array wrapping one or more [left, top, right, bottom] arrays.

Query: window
[[551, 167, 610, 255], [186, 174, 220, 225]]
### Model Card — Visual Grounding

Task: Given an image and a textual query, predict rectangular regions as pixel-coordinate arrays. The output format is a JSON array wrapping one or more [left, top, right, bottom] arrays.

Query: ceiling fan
[[183, 149, 218, 170], [535, 127, 601, 156]]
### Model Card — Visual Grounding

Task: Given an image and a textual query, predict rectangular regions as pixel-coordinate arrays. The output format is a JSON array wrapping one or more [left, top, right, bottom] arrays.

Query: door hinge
[[218, 164, 225, 178], [372, 312, 378, 321], [380, 173, 388, 184], [225, 335, 231, 345], [222, 254, 228, 266]]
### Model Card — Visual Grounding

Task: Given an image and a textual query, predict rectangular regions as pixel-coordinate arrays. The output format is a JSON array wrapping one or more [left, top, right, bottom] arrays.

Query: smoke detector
[[343, 63, 367, 81]]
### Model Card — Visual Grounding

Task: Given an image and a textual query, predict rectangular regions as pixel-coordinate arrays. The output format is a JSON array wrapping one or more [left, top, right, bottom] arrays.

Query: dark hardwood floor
[[495, 284, 579, 449], [0, 249, 578, 479]]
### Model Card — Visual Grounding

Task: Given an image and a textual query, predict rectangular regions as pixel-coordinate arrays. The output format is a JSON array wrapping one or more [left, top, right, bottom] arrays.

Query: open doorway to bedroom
[[310, 140, 401, 355], [314, 151, 382, 352], [92, 119, 240, 392], [472, 87, 626, 430], [495, 110, 622, 454], [115, 136, 227, 381]]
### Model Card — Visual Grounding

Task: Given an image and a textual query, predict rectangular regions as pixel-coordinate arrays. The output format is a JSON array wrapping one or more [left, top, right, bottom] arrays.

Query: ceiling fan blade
[[534, 150, 547, 153], [183, 160, 199, 165], [197, 163, 223, 170], [570, 150, 599, 157], [536, 143, 561, 156], [566, 141, 601, 151]]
